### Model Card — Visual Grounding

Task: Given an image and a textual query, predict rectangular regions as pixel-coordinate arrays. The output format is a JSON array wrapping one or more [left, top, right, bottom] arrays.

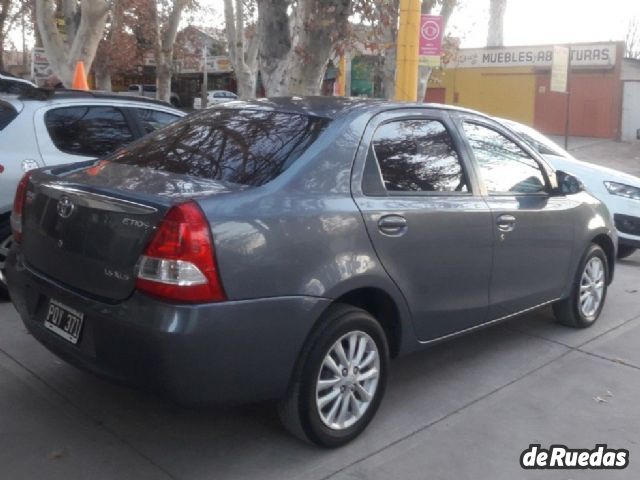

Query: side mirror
[[555, 170, 585, 195]]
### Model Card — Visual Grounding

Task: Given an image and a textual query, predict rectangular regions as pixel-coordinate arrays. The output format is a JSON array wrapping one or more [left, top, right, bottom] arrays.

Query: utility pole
[[201, 43, 208, 109], [394, 0, 421, 101]]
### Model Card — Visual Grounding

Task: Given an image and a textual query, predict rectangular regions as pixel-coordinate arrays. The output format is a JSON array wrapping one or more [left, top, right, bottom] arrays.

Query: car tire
[[553, 244, 608, 328], [617, 245, 636, 260], [0, 219, 12, 301], [278, 303, 389, 448]]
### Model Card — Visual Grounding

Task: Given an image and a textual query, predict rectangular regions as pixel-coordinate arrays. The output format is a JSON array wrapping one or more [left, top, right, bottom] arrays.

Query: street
[[0, 139, 639, 480]]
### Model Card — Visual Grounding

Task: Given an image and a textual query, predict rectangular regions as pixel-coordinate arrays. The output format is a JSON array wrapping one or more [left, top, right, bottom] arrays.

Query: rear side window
[[109, 108, 328, 187], [135, 109, 181, 134], [45, 106, 135, 157], [371, 119, 468, 193], [0, 102, 17, 130]]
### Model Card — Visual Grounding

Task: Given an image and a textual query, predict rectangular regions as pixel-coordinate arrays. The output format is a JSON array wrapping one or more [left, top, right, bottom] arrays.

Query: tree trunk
[[152, 0, 187, 102], [487, 0, 507, 47], [257, 0, 352, 97], [223, 0, 257, 99], [36, 0, 109, 86], [256, 0, 291, 96], [381, 0, 399, 99], [94, 61, 112, 91]]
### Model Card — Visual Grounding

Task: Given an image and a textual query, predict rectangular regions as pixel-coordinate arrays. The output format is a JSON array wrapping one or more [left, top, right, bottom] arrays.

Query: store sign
[[419, 15, 443, 67], [550, 46, 569, 93], [31, 47, 54, 86], [450, 43, 617, 69]]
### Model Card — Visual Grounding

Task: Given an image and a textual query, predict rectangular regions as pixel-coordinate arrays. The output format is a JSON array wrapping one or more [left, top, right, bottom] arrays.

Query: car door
[[454, 115, 576, 319], [35, 104, 137, 166], [351, 109, 494, 341]]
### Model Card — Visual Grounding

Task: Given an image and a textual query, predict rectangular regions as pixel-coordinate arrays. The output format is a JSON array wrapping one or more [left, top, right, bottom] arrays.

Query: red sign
[[419, 15, 444, 57]]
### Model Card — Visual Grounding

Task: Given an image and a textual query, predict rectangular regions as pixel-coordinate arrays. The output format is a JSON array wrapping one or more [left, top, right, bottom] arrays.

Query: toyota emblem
[[56, 196, 75, 219]]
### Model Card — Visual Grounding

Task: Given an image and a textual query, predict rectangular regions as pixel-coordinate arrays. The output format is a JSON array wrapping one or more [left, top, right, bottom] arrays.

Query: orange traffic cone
[[72, 61, 89, 90]]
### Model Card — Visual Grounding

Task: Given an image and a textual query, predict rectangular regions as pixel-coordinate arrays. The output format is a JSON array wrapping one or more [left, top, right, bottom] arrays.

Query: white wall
[[622, 81, 640, 142]]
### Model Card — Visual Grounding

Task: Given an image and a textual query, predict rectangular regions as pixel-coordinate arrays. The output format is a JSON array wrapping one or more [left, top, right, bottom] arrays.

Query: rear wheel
[[553, 244, 608, 328], [0, 219, 12, 301], [278, 304, 389, 448], [617, 245, 636, 260]]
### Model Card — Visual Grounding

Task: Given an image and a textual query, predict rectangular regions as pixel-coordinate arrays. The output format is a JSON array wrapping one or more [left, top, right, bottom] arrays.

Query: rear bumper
[[6, 250, 329, 405]]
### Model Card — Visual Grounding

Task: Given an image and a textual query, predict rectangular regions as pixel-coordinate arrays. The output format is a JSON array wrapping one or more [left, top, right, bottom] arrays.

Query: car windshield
[[109, 108, 329, 187]]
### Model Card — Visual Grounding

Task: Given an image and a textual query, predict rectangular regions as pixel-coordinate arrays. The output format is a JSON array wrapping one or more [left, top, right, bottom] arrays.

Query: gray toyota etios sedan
[[6, 98, 616, 447]]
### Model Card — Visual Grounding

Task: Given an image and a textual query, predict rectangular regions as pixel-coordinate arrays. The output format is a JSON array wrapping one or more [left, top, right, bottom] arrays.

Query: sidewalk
[[548, 135, 640, 176]]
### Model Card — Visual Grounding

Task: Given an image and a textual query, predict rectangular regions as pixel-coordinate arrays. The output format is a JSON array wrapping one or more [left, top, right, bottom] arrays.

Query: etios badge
[[56, 196, 75, 219]]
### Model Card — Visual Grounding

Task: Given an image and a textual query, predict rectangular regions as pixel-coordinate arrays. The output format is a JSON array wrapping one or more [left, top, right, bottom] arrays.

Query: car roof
[[16, 88, 175, 108], [216, 96, 488, 120], [0, 72, 36, 86]]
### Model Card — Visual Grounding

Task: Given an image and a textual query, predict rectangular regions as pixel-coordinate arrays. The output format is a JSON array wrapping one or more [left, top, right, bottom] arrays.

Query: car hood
[[542, 154, 640, 188]]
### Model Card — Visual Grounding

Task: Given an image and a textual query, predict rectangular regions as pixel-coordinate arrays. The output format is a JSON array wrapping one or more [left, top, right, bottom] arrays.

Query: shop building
[[427, 42, 635, 140]]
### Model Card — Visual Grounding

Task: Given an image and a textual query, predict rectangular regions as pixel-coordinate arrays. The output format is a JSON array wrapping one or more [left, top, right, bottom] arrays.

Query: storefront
[[428, 42, 626, 139]]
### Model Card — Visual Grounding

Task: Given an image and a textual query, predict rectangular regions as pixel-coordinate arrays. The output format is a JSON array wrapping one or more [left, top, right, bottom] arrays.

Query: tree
[[256, 0, 353, 96], [94, 0, 155, 91], [626, 17, 640, 59], [223, 0, 258, 98], [36, 0, 111, 86], [487, 0, 507, 47], [150, 0, 190, 102], [0, 0, 30, 71], [417, 0, 457, 102]]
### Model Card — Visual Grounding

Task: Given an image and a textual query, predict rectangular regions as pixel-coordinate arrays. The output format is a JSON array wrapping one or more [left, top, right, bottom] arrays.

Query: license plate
[[44, 299, 84, 345]]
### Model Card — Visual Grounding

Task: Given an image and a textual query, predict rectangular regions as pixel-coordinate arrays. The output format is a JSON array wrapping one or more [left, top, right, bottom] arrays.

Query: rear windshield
[[0, 102, 17, 130], [109, 108, 329, 187]]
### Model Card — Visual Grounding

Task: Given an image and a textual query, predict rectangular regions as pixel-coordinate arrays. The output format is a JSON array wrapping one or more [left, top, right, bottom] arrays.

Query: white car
[[500, 118, 640, 260], [0, 89, 185, 298], [193, 90, 238, 109], [0, 72, 36, 94]]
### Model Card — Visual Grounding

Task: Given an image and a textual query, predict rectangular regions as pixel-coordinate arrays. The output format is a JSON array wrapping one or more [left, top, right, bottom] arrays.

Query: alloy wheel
[[0, 234, 12, 288], [315, 330, 380, 430], [579, 256, 605, 318]]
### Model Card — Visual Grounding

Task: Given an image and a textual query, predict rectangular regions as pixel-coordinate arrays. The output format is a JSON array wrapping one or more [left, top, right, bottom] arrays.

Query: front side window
[[136, 109, 181, 134], [109, 108, 328, 187], [371, 119, 468, 193], [463, 122, 547, 194], [45, 106, 135, 157]]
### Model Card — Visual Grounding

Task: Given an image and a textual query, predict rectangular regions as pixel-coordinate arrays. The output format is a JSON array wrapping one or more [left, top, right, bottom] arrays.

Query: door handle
[[496, 214, 516, 232], [378, 214, 408, 236]]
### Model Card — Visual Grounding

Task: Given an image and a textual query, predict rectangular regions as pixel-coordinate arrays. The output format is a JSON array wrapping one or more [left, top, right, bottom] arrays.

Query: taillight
[[11, 171, 32, 242], [135, 201, 226, 303]]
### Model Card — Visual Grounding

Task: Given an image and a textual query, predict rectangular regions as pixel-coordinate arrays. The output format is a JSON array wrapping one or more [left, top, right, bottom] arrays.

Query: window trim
[[365, 115, 474, 197], [457, 117, 553, 197]]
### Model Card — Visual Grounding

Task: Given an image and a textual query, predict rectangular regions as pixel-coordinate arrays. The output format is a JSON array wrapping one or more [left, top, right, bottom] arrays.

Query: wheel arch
[[591, 233, 615, 284]]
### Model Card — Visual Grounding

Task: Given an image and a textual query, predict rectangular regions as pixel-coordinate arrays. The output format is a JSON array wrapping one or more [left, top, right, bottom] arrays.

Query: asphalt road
[[1, 139, 639, 480], [1, 257, 639, 480]]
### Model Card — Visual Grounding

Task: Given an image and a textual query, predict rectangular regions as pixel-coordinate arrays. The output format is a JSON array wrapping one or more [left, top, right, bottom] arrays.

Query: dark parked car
[[6, 98, 616, 447]]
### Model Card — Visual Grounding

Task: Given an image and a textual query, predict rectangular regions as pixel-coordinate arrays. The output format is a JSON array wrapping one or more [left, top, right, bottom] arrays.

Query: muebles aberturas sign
[[449, 43, 616, 69]]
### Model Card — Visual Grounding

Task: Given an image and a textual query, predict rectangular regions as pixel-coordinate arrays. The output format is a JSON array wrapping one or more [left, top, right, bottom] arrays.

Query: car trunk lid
[[21, 162, 240, 302]]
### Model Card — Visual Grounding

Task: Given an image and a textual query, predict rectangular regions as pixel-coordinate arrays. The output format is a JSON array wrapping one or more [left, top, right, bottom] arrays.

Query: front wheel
[[278, 304, 389, 447], [0, 220, 12, 301], [553, 244, 608, 328]]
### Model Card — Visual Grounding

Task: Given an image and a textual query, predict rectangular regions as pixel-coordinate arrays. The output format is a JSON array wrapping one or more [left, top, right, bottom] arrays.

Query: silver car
[[6, 98, 616, 447], [0, 89, 185, 298]]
